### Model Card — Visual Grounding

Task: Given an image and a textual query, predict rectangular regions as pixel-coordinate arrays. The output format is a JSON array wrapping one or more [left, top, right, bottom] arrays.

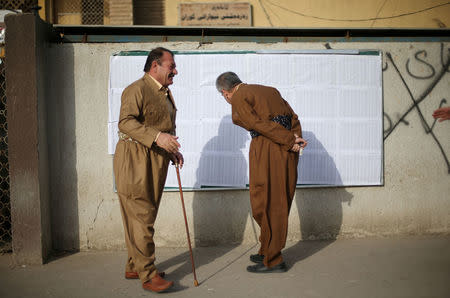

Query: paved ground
[[1, 237, 449, 298]]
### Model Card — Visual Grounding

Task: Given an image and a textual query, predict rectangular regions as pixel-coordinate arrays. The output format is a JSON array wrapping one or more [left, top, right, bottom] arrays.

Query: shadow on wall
[[157, 115, 256, 286], [193, 115, 250, 246], [158, 126, 353, 283], [47, 43, 80, 254], [284, 131, 353, 266]]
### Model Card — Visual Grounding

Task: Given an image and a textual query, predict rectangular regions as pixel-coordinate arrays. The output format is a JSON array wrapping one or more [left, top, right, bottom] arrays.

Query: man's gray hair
[[216, 72, 242, 92]]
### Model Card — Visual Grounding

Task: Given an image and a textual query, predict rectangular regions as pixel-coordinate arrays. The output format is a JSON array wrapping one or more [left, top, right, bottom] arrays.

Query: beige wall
[[47, 40, 450, 250], [166, 0, 450, 28], [40, 0, 450, 27]]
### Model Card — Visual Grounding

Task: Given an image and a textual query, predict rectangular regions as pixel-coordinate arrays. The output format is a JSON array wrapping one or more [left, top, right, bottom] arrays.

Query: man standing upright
[[114, 47, 183, 292], [216, 72, 307, 273]]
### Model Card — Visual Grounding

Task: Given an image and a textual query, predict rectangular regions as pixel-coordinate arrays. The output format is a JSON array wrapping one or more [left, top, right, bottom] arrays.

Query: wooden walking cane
[[175, 163, 199, 287]]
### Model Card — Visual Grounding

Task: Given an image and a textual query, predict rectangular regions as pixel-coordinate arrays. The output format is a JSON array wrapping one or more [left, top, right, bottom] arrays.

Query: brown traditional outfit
[[230, 83, 301, 267], [113, 74, 176, 283]]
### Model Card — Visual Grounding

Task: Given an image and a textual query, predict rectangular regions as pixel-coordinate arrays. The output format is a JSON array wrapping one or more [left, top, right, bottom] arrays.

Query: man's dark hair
[[143, 47, 174, 72], [216, 72, 242, 92]]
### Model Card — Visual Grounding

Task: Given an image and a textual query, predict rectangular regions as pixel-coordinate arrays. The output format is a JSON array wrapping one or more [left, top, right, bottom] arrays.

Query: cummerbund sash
[[249, 115, 292, 138]]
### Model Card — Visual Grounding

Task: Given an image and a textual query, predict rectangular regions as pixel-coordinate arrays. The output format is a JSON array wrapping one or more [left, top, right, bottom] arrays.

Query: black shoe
[[247, 262, 287, 273], [250, 254, 264, 263]]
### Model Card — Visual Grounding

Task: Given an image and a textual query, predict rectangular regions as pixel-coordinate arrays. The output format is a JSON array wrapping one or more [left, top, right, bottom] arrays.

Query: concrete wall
[[47, 41, 450, 251]]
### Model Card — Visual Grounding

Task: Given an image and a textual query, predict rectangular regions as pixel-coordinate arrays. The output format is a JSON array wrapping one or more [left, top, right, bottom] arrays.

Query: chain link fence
[[82, 0, 106, 25], [0, 58, 11, 254], [56, 0, 107, 25], [0, 0, 37, 12]]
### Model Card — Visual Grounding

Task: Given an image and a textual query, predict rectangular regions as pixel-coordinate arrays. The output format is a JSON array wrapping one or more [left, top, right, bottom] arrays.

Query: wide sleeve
[[274, 89, 302, 138], [231, 93, 296, 151], [117, 84, 159, 148]]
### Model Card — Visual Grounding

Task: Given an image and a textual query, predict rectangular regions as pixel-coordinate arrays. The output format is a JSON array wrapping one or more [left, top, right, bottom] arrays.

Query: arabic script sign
[[179, 2, 252, 26]]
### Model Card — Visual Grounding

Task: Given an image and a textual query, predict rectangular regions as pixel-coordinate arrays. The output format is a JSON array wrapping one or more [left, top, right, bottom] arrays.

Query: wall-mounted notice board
[[108, 50, 383, 189]]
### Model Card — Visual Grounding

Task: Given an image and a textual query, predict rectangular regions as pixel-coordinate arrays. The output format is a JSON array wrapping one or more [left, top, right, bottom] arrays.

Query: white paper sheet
[[108, 122, 119, 155], [108, 52, 382, 187]]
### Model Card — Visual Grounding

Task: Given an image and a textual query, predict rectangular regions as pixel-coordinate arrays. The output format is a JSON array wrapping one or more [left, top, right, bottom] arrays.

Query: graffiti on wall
[[383, 43, 450, 173]]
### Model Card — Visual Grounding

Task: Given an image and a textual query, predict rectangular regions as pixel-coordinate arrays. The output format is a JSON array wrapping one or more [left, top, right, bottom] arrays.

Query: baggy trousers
[[113, 139, 170, 283], [249, 136, 299, 267]]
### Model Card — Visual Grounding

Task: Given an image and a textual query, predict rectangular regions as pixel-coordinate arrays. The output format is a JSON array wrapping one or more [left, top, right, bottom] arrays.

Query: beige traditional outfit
[[113, 74, 176, 283], [230, 83, 301, 268]]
